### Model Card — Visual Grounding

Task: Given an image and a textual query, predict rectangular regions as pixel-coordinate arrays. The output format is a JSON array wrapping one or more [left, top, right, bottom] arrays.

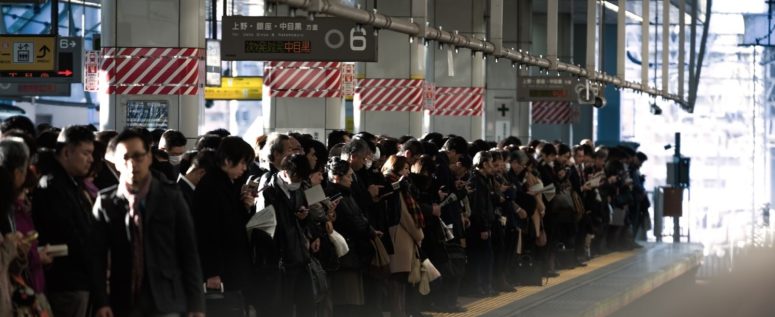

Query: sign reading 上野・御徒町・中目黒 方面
[[221, 16, 378, 62]]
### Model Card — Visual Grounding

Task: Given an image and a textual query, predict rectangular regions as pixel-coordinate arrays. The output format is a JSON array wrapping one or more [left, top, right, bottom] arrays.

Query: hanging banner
[[423, 82, 435, 111], [84, 50, 99, 92], [342, 63, 354, 97]]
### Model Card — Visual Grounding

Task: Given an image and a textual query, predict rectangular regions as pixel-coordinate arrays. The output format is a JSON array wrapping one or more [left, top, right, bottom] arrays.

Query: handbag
[[308, 257, 329, 304], [514, 255, 545, 286], [204, 283, 245, 317], [10, 274, 52, 317], [535, 219, 547, 247], [421, 259, 441, 282], [329, 230, 349, 257], [370, 237, 390, 267], [408, 246, 422, 284]]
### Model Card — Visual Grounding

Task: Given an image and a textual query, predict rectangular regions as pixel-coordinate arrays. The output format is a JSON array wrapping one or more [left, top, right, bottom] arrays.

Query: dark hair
[[472, 151, 492, 169], [422, 132, 444, 149], [557, 144, 571, 156], [540, 143, 557, 157], [280, 153, 311, 181], [457, 155, 473, 170], [326, 157, 350, 179], [196, 134, 223, 151], [354, 131, 376, 144], [636, 152, 648, 163], [442, 136, 468, 155], [206, 128, 231, 138], [111, 127, 152, 155], [36, 128, 61, 150], [382, 155, 408, 177], [469, 139, 488, 157], [161, 129, 187, 149], [398, 135, 413, 145], [377, 138, 399, 158], [328, 143, 345, 159], [0, 137, 30, 175], [95, 130, 118, 146], [56, 125, 95, 154], [327, 130, 350, 149], [150, 128, 165, 149], [421, 141, 439, 157], [412, 154, 436, 176], [2, 129, 36, 156], [400, 139, 424, 157], [1, 115, 35, 137], [498, 136, 522, 149], [89, 137, 107, 177], [0, 168, 13, 234], [303, 139, 328, 171], [353, 135, 377, 154], [190, 149, 217, 172], [216, 136, 255, 167], [341, 138, 371, 160]]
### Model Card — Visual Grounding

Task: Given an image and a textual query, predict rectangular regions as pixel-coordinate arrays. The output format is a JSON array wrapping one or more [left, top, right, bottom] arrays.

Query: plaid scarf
[[387, 174, 424, 228]]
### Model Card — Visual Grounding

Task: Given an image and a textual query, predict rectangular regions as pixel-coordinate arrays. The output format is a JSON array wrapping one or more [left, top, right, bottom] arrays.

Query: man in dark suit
[[92, 128, 205, 317], [32, 125, 95, 317], [177, 149, 216, 209]]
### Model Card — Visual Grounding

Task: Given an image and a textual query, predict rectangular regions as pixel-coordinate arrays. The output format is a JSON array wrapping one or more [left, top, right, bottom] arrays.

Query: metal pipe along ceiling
[[271, 0, 685, 105]]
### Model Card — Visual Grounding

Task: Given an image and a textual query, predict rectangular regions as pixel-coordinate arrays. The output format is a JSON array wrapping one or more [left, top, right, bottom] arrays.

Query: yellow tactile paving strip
[[429, 251, 637, 317]]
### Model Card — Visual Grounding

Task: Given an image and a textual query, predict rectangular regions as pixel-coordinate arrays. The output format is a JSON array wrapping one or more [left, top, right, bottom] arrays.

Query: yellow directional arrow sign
[[0, 36, 56, 71]]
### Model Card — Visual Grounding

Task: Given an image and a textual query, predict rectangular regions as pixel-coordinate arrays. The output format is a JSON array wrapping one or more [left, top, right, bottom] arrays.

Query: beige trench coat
[[388, 192, 424, 274]]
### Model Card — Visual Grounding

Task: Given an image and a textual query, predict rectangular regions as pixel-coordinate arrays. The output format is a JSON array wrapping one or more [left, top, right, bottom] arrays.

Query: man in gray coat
[[92, 128, 204, 317]]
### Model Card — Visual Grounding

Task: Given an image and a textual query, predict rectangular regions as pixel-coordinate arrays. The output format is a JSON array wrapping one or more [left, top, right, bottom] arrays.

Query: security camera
[[593, 95, 606, 109]]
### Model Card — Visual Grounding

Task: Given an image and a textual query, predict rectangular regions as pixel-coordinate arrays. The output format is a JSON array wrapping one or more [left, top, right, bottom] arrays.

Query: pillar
[[597, 23, 621, 145], [99, 0, 205, 141], [353, 0, 426, 138], [430, 0, 485, 141]]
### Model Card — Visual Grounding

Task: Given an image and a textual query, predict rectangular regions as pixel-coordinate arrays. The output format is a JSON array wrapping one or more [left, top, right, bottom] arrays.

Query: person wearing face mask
[[154, 129, 187, 179], [257, 154, 318, 317]]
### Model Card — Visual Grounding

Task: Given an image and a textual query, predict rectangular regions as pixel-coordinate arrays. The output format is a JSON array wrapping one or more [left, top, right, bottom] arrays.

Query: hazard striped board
[[264, 61, 342, 98], [100, 47, 202, 95], [431, 86, 484, 116], [356, 78, 424, 112], [532, 101, 577, 124]]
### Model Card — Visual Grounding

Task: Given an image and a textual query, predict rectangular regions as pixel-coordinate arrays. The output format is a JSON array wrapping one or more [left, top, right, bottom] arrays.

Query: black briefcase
[[515, 255, 544, 286], [204, 283, 246, 317], [555, 243, 577, 270]]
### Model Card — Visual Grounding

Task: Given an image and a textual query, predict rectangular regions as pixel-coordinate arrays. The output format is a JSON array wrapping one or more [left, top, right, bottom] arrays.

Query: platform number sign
[[222, 16, 378, 62]]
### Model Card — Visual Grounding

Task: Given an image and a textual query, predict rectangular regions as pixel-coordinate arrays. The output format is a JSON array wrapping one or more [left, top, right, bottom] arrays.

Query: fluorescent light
[[600, 1, 644, 23]]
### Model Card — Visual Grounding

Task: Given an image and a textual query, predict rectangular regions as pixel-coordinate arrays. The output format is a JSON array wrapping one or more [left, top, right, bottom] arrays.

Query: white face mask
[[548, 161, 555, 168], [373, 147, 381, 161], [505, 162, 511, 171], [169, 155, 183, 166], [287, 182, 301, 191], [364, 159, 373, 169]]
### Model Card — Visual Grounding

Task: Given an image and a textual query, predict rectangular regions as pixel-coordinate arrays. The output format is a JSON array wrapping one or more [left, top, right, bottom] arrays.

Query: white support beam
[[547, 0, 558, 70], [586, 0, 596, 76], [678, 0, 685, 98], [662, 0, 670, 93], [617, 0, 626, 80], [642, 0, 650, 88]]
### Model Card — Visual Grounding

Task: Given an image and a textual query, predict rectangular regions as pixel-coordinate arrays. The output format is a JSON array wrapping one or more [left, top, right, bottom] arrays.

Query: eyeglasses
[[122, 151, 148, 162]]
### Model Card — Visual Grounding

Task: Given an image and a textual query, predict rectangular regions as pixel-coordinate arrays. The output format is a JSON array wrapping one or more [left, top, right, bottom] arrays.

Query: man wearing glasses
[[92, 128, 205, 317]]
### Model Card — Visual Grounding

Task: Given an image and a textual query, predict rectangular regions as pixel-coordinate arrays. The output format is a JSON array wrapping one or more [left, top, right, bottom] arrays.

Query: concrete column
[[431, 0, 485, 141], [99, 0, 205, 141], [516, 0, 532, 142], [353, 0, 425, 137]]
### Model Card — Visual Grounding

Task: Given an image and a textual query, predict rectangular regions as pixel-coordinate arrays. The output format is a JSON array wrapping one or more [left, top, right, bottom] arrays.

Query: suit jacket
[[31, 160, 95, 292], [193, 168, 252, 291], [92, 174, 205, 314], [177, 175, 195, 209]]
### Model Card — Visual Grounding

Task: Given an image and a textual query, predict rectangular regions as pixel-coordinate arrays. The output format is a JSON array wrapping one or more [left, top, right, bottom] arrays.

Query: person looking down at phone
[[92, 128, 205, 317], [193, 136, 256, 301]]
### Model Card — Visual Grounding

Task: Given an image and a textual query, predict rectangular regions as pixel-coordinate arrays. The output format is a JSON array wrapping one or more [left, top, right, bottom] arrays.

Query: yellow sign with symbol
[[0, 36, 56, 71], [205, 77, 263, 100]]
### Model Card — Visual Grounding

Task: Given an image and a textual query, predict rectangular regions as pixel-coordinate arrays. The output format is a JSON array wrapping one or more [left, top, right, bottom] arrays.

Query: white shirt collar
[[178, 174, 196, 191]]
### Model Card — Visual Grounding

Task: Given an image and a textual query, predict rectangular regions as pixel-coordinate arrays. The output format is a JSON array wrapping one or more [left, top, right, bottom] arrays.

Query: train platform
[[431, 242, 703, 317]]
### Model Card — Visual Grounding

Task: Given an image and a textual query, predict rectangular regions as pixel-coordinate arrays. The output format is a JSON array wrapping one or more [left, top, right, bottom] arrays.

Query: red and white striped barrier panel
[[356, 79, 424, 112], [264, 61, 342, 98], [101, 47, 203, 95], [431, 86, 484, 116], [532, 101, 576, 124]]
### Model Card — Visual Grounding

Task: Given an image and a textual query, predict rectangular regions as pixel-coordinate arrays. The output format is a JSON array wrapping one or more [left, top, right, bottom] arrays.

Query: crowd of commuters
[[0, 115, 650, 317]]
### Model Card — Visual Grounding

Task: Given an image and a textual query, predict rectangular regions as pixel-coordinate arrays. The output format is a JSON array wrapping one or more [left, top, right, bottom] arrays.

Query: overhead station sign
[[0, 36, 56, 71], [0, 37, 82, 84], [222, 16, 378, 62], [517, 76, 578, 102], [205, 77, 262, 100]]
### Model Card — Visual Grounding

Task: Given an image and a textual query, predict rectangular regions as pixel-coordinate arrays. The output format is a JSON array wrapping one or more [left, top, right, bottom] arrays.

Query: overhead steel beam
[[662, 0, 669, 93], [269, 0, 685, 104], [617, 0, 625, 80], [678, 0, 685, 98], [642, 0, 650, 88]]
